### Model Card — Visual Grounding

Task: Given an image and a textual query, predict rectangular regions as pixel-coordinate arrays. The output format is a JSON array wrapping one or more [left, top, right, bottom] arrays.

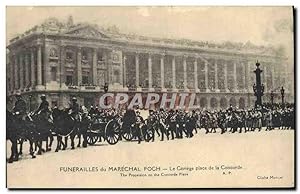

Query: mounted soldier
[[68, 97, 81, 122], [12, 93, 27, 120], [35, 94, 52, 123]]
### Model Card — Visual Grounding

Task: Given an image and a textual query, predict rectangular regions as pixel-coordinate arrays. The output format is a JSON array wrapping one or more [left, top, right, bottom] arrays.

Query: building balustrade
[[8, 43, 283, 97]]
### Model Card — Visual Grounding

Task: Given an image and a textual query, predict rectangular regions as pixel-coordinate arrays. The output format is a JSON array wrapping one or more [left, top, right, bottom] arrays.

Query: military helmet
[[40, 94, 46, 100], [72, 97, 77, 102], [16, 92, 21, 97]]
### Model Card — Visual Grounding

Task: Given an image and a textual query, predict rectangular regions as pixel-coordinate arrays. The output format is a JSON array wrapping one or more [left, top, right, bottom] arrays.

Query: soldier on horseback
[[68, 97, 81, 122], [13, 93, 27, 120], [35, 94, 52, 123]]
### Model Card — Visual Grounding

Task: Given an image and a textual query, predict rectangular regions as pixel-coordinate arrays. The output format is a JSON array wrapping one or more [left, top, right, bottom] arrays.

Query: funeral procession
[[6, 16, 294, 164]]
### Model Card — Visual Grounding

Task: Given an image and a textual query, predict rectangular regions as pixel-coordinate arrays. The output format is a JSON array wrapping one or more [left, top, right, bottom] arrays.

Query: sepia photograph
[[5, 6, 295, 188]]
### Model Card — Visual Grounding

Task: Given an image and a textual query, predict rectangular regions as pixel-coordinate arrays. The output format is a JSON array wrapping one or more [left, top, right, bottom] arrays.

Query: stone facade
[[6, 17, 293, 110]]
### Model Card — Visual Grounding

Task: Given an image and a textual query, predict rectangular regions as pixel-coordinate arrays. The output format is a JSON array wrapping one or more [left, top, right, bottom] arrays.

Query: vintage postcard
[[6, 6, 295, 188]]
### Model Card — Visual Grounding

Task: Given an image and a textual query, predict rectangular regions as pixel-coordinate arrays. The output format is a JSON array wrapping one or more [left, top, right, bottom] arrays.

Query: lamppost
[[104, 82, 109, 107], [253, 61, 265, 107], [270, 90, 274, 105], [281, 86, 285, 106]]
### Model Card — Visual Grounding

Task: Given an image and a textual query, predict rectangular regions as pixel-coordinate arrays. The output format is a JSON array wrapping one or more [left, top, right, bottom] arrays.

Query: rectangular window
[[66, 52, 74, 60], [97, 52, 104, 62], [51, 67, 57, 81], [82, 75, 89, 85], [66, 75, 73, 86], [82, 50, 88, 60]]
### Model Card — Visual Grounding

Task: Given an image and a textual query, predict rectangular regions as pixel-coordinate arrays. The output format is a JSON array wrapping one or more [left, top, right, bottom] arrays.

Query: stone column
[[224, 61, 229, 92], [148, 53, 154, 91], [233, 61, 238, 92], [14, 54, 18, 90], [204, 60, 209, 92], [77, 47, 82, 85], [135, 52, 140, 89], [123, 55, 127, 88], [194, 57, 199, 92], [43, 44, 50, 85], [30, 48, 35, 87], [59, 45, 65, 86], [37, 44, 43, 86], [242, 62, 246, 92], [92, 48, 98, 86], [10, 55, 14, 91], [183, 55, 188, 90], [172, 55, 176, 90], [25, 52, 30, 88], [214, 59, 219, 92], [19, 53, 24, 90], [160, 54, 165, 90], [264, 65, 268, 92]]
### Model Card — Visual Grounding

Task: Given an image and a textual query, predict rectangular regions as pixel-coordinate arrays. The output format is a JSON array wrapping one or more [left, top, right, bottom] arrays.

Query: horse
[[7, 110, 37, 163], [26, 111, 54, 155], [52, 109, 78, 152]]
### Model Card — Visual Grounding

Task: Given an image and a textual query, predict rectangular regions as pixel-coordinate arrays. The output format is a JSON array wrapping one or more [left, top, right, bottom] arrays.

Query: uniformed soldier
[[68, 97, 81, 122], [167, 110, 177, 140], [13, 93, 27, 120], [135, 110, 144, 144], [35, 94, 52, 122], [176, 110, 186, 138]]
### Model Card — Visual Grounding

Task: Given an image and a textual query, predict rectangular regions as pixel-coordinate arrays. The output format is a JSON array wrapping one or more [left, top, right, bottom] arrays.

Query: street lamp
[[253, 61, 264, 107], [280, 86, 285, 106], [104, 82, 109, 106]]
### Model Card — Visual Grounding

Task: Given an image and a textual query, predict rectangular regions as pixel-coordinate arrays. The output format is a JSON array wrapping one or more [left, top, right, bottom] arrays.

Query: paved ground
[[6, 128, 294, 188]]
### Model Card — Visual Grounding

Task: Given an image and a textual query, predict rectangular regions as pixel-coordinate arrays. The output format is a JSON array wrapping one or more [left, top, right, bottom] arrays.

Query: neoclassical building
[[6, 17, 293, 110]]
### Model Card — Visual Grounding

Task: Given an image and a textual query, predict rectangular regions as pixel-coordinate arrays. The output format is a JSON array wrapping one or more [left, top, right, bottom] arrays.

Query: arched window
[[229, 97, 237, 107], [113, 70, 120, 84], [210, 98, 218, 109], [220, 97, 227, 109], [200, 97, 207, 108], [239, 98, 245, 109]]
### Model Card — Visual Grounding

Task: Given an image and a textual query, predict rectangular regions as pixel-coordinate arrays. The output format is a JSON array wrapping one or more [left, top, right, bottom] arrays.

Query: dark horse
[[7, 110, 37, 163], [52, 109, 78, 152], [28, 112, 54, 155]]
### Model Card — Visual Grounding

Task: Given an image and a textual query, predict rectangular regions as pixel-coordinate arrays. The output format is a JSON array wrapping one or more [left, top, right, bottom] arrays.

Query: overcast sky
[[6, 6, 293, 60]]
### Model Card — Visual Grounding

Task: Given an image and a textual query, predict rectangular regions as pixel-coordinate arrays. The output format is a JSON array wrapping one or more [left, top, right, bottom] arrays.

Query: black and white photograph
[[5, 6, 295, 188]]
